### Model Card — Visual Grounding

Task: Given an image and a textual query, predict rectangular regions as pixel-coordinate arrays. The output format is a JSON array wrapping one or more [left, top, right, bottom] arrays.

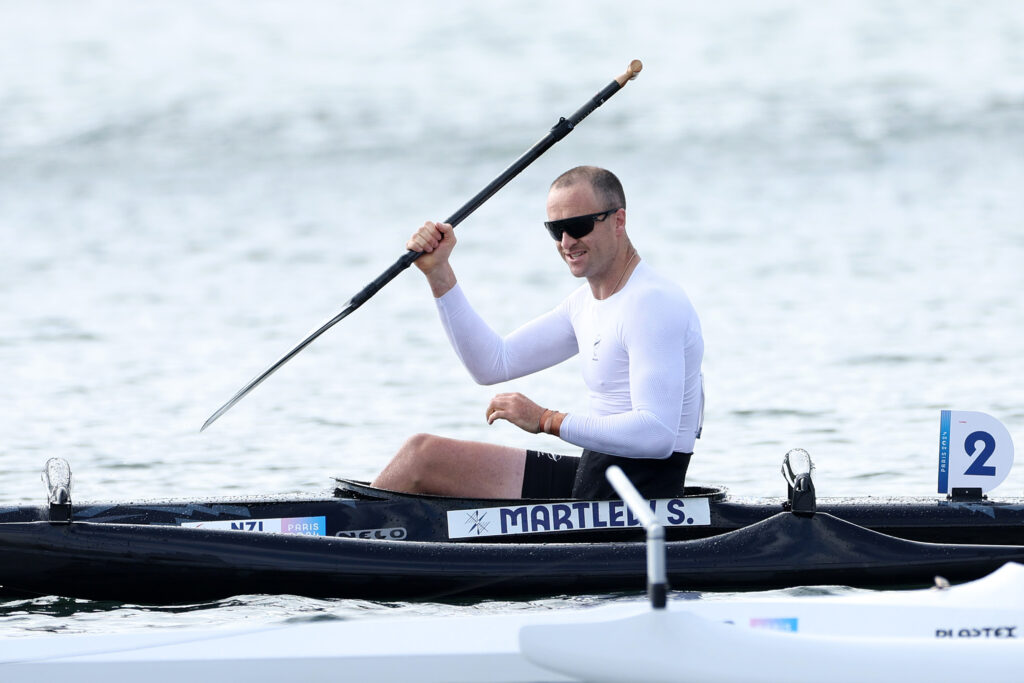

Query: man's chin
[[564, 259, 587, 278]]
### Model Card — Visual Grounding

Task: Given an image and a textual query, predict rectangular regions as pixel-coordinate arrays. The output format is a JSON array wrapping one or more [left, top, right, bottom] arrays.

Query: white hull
[[3, 563, 1023, 683], [0, 613, 576, 683]]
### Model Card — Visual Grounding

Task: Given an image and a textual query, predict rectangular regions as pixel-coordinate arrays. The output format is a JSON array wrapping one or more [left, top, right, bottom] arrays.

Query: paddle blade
[[200, 305, 355, 431]]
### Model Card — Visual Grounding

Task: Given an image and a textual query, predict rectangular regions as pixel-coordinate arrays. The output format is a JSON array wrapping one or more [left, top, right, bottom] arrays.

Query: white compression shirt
[[435, 262, 704, 458]]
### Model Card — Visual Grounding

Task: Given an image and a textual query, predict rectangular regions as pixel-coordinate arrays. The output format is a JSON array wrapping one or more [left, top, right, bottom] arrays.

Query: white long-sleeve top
[[435, 262, 704, 458]]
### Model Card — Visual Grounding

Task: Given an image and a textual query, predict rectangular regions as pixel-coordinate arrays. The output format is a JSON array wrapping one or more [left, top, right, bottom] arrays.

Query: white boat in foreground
[[1, 562, 1022, 683]]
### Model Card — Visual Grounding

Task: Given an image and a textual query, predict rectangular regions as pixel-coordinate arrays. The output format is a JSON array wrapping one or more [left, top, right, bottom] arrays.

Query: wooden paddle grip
[[614, 60, 643, 87]]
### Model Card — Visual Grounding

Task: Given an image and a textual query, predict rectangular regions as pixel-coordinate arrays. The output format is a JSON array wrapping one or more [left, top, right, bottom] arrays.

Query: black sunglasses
[[544, 208, 620, 241]]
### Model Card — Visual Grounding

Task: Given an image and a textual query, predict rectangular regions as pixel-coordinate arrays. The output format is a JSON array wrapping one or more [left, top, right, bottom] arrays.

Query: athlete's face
[[545, 183, 623, 283]]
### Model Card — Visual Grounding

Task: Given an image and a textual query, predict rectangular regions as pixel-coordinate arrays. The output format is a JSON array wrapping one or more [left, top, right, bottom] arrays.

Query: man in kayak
[[373, 166, 704, 500]]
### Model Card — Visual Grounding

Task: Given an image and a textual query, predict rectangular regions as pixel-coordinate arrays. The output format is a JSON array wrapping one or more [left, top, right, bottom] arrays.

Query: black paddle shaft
[[353, 64, 642, 307], [202, 60, 643, 431]]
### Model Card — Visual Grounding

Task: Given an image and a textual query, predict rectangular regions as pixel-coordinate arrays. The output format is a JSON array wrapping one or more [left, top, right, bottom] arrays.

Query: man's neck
[[590, 247, 639, 300]]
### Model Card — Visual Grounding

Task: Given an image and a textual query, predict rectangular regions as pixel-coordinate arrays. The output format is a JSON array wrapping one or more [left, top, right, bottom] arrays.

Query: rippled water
[[3, 0, 1024, 635]]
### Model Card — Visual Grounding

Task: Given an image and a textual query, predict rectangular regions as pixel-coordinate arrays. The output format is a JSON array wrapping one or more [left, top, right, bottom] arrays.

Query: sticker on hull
[[180, 516, 326, 536], [446, 498, 711, 539], [749, 618, 799, 632]]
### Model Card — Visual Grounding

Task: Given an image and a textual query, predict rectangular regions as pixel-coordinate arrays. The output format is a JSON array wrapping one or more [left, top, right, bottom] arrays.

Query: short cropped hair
[[550, 166, 626, 210]]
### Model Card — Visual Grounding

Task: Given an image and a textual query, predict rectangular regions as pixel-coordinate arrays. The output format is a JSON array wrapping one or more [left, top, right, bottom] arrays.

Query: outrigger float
[[1, 448, 1023, 603]]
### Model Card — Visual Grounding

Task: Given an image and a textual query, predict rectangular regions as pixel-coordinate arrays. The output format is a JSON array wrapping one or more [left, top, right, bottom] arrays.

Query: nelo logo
[[335, 527, 407, 540]]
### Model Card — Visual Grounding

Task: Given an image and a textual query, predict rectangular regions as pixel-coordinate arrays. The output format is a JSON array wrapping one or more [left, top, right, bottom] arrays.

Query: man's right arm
[[408, 220, 577, 383], [435, 286, 578, 385]]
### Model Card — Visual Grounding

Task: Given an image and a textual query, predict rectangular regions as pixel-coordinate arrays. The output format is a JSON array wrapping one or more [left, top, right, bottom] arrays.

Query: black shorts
[[521, 449, 691, 500]]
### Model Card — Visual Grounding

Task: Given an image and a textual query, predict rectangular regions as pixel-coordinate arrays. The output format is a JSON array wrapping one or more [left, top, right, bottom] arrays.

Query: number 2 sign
[[938, 410, 1015, 494]]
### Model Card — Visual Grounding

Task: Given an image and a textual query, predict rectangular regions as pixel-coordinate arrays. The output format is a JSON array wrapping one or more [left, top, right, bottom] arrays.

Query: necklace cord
[[607, 248, 637, 298]]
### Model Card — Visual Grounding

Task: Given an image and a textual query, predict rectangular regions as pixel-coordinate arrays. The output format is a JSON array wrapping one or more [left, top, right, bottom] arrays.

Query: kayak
[[1, 561, 1020, 683], [2, 453, 1024, 602], [5, 505, 1024, 603]]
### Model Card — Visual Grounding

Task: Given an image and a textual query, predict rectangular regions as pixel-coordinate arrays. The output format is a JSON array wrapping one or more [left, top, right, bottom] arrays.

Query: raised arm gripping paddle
[[202, 60, 643, 431]]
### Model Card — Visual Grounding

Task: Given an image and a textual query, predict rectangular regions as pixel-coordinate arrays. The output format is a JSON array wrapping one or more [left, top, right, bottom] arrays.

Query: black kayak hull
[[2, 512, 1023, 603], [5, 463, 1024, 603]]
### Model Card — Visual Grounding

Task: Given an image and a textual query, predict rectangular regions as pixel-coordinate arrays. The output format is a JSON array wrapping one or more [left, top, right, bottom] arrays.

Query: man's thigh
[[416, 437, 528, 498]]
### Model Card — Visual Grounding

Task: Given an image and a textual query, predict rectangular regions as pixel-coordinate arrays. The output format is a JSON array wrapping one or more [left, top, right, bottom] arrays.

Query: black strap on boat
[[949, 487, 985, 502], [201, 60, 644, 431]]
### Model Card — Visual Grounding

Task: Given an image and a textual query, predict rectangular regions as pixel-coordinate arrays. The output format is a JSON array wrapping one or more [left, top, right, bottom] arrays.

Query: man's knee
[[398, 433, 447, 463], [394, 434, 452, 490]]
